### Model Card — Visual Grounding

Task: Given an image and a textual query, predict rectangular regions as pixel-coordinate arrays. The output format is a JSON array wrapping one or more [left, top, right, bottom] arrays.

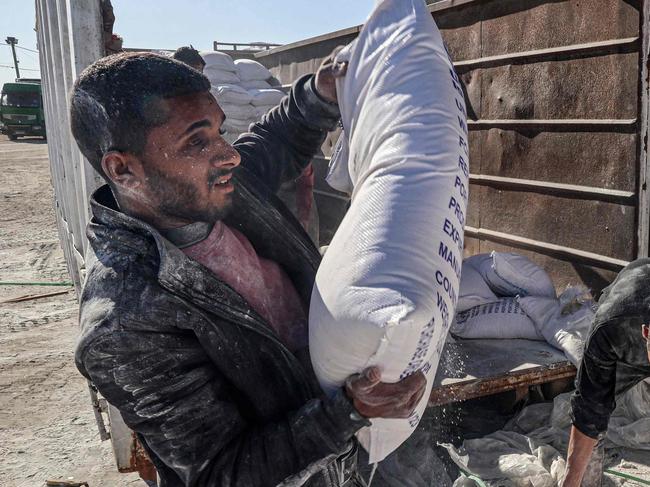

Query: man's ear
[[642, 324, 649, 341], [101, 151, 144, 190]]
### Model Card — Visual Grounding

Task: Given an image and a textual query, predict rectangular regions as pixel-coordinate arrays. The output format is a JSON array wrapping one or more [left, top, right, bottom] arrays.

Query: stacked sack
[[451, 251, 595, 365], [201, 52, 285, 143]]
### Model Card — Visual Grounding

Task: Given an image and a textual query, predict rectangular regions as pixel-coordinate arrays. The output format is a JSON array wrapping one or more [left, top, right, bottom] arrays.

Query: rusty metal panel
[[477, 130, 638, 191], [434, 8, 482, 61], [256, 31, 358, 84], [475, 186, 636, 260], [477, 0, 640, 57], [257, 0, 646, 290], [479, 53, 638, 120]]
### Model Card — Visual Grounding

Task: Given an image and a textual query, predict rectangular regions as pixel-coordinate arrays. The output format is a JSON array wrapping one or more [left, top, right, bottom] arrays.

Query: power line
[[0, 42, 39, 54], [0, 64, 40, 72], [16, 45, 39, 54]]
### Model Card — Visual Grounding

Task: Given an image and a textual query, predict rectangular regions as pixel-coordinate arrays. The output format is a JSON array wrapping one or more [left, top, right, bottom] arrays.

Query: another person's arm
[[78, 327, 424, 487], [233, 50, 344, 193], [563, 322, 618, 487], [562, 426, 599, 487]]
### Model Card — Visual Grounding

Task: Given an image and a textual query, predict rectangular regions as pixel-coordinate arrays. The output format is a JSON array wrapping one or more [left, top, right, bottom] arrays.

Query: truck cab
[[0, 80, 46, 140]]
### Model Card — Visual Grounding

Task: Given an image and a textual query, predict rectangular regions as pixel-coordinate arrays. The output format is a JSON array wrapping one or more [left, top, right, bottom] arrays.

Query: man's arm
[[79, 330, 368, 487], [233, 73, 340, 194], [564, 323, 618, 487], [78, 328, 426, 487]]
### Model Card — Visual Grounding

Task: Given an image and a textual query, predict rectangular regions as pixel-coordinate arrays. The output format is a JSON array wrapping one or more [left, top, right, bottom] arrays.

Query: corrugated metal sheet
[[257, 0, 650, 294], [35, 0, 104, 292]]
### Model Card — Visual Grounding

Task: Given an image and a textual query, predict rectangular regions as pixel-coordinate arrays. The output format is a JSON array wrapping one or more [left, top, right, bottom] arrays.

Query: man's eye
[[189, 136, 205, 147]]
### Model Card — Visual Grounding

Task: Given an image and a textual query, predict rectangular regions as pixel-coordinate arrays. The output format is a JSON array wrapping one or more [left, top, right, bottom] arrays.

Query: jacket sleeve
[[78, 329, 368, 487], [233, 74, 340, 194], [570, 321, 618, 439]]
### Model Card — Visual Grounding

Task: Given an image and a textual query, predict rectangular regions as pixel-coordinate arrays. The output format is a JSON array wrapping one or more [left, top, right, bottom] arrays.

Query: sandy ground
[[0, 135, 142, 487]]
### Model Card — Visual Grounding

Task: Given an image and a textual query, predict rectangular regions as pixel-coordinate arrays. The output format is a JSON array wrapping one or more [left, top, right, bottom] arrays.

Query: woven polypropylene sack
[[249, 88, 286, 107], [457, 258, 499, 313], [450, 298, 543, 340], [241, 79, 273, 90], [211, 84, 253, 105], [204, 66, 241, 85], [201, 51, 237, 72], [309, 0, 470, 462], [235, 58, 272, 81], [480, 252, 556, 298]]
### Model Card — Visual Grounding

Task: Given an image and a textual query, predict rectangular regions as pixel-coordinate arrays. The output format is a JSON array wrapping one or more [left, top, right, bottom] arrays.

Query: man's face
[[138, 91, 240, 225]]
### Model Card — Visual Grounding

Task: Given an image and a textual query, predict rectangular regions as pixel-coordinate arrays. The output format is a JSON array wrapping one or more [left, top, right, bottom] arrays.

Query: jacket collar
[[87, 168, 321, 341]]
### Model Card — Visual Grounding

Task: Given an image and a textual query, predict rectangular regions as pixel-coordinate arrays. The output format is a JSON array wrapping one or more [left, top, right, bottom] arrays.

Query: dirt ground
[[0, 135, 142, 487]]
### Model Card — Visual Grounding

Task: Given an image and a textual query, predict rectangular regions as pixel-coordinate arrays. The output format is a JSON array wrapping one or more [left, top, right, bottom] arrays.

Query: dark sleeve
[[570, 322, 618, 439], [233, 74, 340, 194], [78, 330, 368, 487]]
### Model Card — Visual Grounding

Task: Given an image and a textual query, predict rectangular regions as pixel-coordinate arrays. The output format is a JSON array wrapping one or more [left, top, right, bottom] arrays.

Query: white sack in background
[[218, 103, 256, 121], [240, 79, 273, 90], [201, 51, 237, 72], [235, 58, 273, 81], [249, 88, 286, 107], [480, 252, 556, 298], [451, 298, 543, 340], [456, 260, 500, 313], [210, 84, 253, 105], [519, 287, 596, 366], [204, 66, 241, 85], [309, 0, 470, 463]]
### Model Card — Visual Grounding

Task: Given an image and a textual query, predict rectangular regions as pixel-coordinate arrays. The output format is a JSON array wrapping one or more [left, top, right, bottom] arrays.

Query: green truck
[[0, 80, 46, 140]]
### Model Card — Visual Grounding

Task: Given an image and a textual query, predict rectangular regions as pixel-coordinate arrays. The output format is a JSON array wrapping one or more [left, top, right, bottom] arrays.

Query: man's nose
[[210, 143, 241, 170]]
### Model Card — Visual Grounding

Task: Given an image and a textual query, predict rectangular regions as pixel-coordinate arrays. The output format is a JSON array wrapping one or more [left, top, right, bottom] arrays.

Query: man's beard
[[144, 164, 233, 224]]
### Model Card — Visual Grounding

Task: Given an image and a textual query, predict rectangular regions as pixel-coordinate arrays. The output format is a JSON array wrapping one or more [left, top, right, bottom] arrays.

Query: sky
[[0, 0, 375, 89]]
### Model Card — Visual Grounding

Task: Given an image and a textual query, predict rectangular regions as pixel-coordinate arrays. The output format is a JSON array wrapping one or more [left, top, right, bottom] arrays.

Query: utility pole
[[5, 36, 20, 79]]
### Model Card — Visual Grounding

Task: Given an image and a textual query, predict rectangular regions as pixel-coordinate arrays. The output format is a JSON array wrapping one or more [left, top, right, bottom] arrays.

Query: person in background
[[172, 45, 206, 73], [562, 259, 650, 487]]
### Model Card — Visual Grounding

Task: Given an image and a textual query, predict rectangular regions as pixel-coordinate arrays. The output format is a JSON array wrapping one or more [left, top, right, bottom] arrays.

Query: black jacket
[[75, 75, 369, 487], [570, 258, 650, 438]]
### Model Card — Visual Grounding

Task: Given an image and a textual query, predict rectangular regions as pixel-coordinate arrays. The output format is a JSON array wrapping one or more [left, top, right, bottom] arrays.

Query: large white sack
[[519, 287, 595, 366], [479, 251, 556, 298], [210, 84, 253, 105], [200, 51, 237, 72], [450, 298, 543, 340], [218, 103, 256, 121], [240, 79, 273, 90], [309, 0, 470, 463], [249, 88, 286, 107], [204, 66, 241, 85], [235, 58, 272, 81], [456, 260, 499, 313]]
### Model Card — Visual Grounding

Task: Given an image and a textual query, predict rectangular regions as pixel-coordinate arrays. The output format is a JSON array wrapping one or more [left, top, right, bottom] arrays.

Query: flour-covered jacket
[[75, 75, 369, 487]]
